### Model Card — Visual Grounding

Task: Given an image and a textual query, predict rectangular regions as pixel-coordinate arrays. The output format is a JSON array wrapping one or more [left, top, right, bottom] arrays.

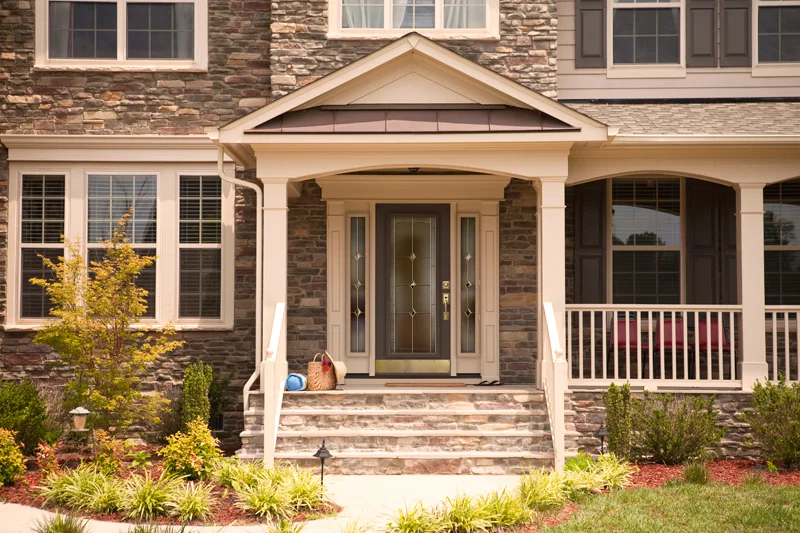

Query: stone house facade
[[1, 0, 800, 464]]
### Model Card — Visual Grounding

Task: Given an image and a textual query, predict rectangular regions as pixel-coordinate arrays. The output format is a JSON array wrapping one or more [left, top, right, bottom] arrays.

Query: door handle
[[442, 293, 450, 321]]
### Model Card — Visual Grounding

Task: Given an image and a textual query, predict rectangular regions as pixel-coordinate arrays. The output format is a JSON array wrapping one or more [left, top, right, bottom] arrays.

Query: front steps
[[238, 387, 578, 474]]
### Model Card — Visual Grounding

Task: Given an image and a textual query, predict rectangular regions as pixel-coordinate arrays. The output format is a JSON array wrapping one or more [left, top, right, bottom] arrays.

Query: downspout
[[217, 145, 265, 412]]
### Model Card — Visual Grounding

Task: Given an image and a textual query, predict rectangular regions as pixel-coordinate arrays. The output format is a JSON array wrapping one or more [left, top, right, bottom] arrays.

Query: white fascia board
[[241, 131, 602, 145], [609, 134, 800, 145]]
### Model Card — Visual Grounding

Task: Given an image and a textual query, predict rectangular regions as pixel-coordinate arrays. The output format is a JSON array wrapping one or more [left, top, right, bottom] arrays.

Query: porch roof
[[565, 101, 800, 136]]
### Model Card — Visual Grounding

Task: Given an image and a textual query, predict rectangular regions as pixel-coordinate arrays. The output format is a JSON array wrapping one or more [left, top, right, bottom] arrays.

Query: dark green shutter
[[720, 0, 751, 67], [687, 0, 717, 66], [575, 0, 606, 68], [574, 181, 607, 304]]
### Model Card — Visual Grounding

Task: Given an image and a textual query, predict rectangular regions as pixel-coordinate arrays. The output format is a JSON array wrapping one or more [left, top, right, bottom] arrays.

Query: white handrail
[[261, 302, 287, 466], [542, 302, 567, 470], [265, 302, 286, 360]]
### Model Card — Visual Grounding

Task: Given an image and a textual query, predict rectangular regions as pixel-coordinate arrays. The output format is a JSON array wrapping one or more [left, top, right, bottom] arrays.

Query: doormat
[[385, 382, 468, 388]]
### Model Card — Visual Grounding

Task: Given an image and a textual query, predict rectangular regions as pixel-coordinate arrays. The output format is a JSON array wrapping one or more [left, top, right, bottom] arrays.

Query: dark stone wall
[[499, 179, 538, 384], [269, 0, 559, 100], [286, 181, 327, 374], [571, 390, 761, 460]]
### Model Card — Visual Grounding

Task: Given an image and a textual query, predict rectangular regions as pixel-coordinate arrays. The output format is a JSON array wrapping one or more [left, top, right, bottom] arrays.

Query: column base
[[739, 361, 770, 392]]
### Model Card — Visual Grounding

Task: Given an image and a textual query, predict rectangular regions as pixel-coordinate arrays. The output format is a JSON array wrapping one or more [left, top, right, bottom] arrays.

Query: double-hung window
[[10, 165, 232, 329], [36, 0, 207, 69], [756, 0, 800, 64], [610, 0, 682, 66], [764, 179, 800, 305], [610, 178, 682, 304], [331, 0, 498, 36]]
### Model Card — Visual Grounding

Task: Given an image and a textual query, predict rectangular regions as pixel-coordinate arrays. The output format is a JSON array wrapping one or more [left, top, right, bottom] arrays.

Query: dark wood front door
[[375, 204, 451, 375]]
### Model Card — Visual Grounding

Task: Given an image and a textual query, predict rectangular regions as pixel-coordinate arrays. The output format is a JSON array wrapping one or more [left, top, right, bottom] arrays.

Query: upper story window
[[575, 0, 800, 75], [36, 0, 207, 70], [330, 0, 499, 37]]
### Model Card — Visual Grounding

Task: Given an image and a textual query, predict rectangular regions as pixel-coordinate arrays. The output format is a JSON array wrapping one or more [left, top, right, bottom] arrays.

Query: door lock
[[442, 293, 450, 321]]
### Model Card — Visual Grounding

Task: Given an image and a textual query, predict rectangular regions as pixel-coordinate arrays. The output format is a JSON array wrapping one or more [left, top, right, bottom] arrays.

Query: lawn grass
[[541, 483, 800, 533]]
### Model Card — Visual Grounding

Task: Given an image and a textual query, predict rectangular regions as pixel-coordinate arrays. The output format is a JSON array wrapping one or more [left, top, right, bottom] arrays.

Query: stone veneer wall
[[571, 390, 761, 460], [286, 181, 327, 374], [499, 179, 538, 384], [269, 0, 558, 100]]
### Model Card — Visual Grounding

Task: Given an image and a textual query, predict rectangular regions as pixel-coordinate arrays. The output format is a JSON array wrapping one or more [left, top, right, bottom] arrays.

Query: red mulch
[[630, 459, 800, 488], [0, 449, 338, 527]]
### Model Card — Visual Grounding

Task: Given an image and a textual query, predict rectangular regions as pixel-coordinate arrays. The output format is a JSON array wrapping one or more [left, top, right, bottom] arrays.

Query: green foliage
[[85, 473, 124, 514], [36, 441, 61, 475], [743, 377, 800, 469], [126, 448, 153, 471], [40, 464, 121, 513], [268, 519, 307, 533], [586, 453, 635, 491], [93, 430, 124, 475], [32, 514, 89, 533], [282, 466, 327, 511], [213, 457, 264, 489], [0, 428, 26, 486], [632, 392, 723, 464], [564, 451, 595, 473], [181, 362, 213, 430], [742, 471, 766, 486], [518, 469, 569, 511], [767, 461, 779, 475], [166, 481, 214, 522], [477, 490, 531, 529], [208, 370, 231, 429], [602, 383, 633, 460], [233, 477, 292, 519], [159, 418, 222, 480], [438, 494, 492, 533], [31, 217, 182, 432], [0, 379, 49, 455], [387, 502, 444, 533], [682, 460, 710, 485], [120, 472, 183, 521]]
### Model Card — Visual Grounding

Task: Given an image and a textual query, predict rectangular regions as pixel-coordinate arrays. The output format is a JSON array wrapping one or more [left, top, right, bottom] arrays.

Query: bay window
[[36, 0, 207, 69], [9, 165, 232, 328], [332, 0, 498, 36]]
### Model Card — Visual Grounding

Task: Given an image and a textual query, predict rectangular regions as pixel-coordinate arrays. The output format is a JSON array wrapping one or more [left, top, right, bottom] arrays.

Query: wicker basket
[[307, 351, 337, 391]]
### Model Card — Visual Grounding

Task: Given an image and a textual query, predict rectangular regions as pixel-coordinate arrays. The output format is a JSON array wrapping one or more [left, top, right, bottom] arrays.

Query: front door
[[375, 204, 451, 375]]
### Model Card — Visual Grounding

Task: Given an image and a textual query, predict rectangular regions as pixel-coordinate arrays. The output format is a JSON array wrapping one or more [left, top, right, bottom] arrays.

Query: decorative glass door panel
[[376, 204, 451, 374]]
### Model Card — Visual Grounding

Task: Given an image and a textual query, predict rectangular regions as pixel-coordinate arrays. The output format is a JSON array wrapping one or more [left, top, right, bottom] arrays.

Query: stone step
[[281, 390, 545, 411], [275, 450, 554, 475]]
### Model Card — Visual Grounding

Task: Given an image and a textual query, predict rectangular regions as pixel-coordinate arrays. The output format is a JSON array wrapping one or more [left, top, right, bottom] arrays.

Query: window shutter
[[720, 0, 751, 67], [574, 181, 607, 304], [575, 0, 606, 68], [686, 0, 717, 67]]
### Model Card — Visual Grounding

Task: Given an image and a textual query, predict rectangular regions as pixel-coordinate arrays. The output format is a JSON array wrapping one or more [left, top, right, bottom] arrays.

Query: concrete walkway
[[0, 475, 521, 533]]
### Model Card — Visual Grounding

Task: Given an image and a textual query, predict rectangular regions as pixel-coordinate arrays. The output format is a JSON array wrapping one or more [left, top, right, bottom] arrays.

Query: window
[[332, 0, 498, 36], [757, 0, 800, 64], [610, 178, 681, 304], [610, 0, 681, 65], [20, 175, 65, 318], [10, 165, 232, 329], [459, 216, 477, 353], [764, 179, 800, 304], [349, 216, 368, 354], [179, 176, 222, 319], [37, 0, 207, 69]]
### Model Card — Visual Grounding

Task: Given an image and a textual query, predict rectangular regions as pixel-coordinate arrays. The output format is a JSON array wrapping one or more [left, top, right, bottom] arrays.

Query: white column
[[261, 178, 288, 466], [737, 183, 769, 391], [326, 201, 348, 377], [536, 177, 567, 388]]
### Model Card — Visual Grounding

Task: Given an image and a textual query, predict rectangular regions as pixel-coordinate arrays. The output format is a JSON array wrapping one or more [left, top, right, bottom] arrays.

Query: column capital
[[736, 182, 767, 191]]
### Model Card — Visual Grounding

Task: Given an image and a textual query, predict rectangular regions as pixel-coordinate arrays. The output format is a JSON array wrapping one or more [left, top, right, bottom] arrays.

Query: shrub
[[159, 418, 222, 480], [743, 377, 800, 469], [40, 464, 119, 511], [233, 477, 292, 519], [32, 514, 89, 533], [0, 379, 49, 455], [387, 502, 444, 533], [683, 459, 710, 485], [282, 466, 326, 511], [564, 451, 595, 472], [588, 453, 635, 490], [518, 469, 568, 511], [32, 219, 181, 432], [166, 481, 214, 522], [181, 362, 213, 430], [93, 430, 125, 475], [632, 392, 723, 464], [213, 457, 264, 489], [126, 448, 153, 471], [208, 370, 230, 430], [36, 441, 61, 475], [477, 490, 530, 529], [85, 474, 124, 514], [602, 382, 633, 460], [561, 469, 607, 499], [438, 494, 492, 533], [120, 472, 183, 521], [36, 384, 70, 444], [0, 428, 26, 486]]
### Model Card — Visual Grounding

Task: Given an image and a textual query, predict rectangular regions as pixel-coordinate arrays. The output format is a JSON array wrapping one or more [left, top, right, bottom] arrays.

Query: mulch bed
[[630, 459, 800, 488], [0, 448, 339, 527]]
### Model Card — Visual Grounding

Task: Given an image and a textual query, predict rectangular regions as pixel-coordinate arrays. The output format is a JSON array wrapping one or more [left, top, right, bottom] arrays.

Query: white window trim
[[605, 0, 687, 79], [752, 0, 800, 77], [6, 162, 234, 331], [327, 0, 500, 39], [605, 177, 686, 305], [34, 0, 208, 71]]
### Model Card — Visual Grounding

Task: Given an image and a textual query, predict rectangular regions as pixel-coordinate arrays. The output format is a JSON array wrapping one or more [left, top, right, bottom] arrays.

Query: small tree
[[181, 361, 213, 429], [31, 216, 183, 432], [603, 382, 633, 459]]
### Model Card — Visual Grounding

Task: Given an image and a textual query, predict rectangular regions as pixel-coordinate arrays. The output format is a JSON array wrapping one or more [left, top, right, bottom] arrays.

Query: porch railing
[[260, 302, 287, 467], [565, 305, 743, 389], [765, 307, 800, 382], [542, 301, 567, 471]]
